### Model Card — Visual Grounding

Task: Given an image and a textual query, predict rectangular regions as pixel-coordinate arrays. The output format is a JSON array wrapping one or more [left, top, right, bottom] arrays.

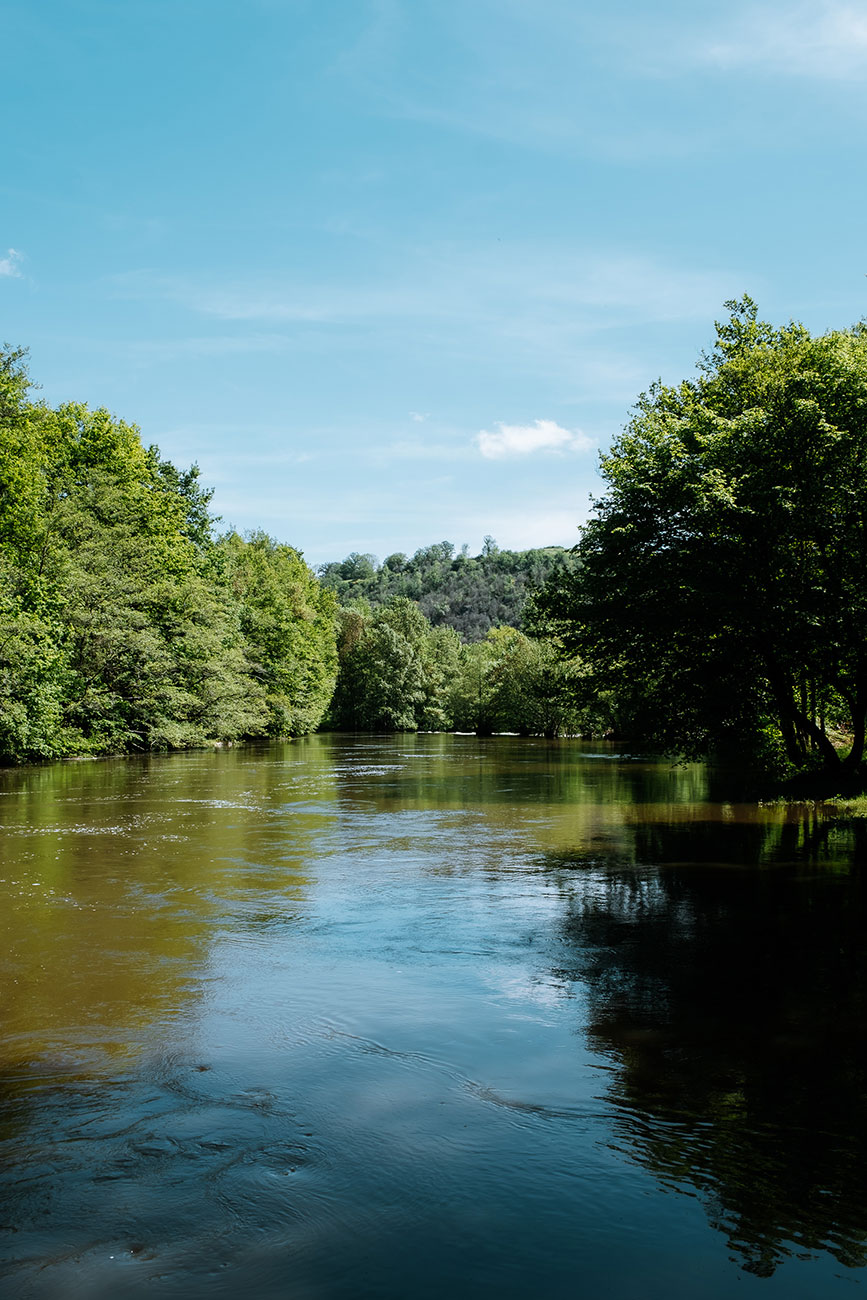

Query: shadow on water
[[545, 814, 867, 1277]]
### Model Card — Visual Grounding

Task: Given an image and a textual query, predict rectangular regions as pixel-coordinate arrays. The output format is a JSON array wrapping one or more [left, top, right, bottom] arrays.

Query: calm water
[[1, 735, 865, 1298]]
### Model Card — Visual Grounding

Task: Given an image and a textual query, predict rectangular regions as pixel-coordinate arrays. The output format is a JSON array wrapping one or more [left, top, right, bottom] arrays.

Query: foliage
[[538, 298, 867, 777], [0, 347, 337, 761], [219, 531, 338, 736], [328, 598, 435, 731], [328, 597, 583, 737], [318, 538, 577, 641], [449, 626, 590, 737]]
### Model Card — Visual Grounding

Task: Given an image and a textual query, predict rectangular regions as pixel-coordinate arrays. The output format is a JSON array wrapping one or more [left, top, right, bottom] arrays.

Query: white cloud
[[476, 419, 593, 459], [0, 248, 23, 278]]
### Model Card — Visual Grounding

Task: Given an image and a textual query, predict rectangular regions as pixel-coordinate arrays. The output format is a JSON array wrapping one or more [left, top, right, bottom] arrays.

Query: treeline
[[0, 349, 337, 762], [317, 539, 576, 640], [0, 347, 592, 765], [326, 596, 599, 737], [7, 296, 865, 782]]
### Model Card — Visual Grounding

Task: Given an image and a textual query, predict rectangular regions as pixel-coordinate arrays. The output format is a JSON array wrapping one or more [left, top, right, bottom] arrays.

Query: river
[[1, 734, 865, 1298]]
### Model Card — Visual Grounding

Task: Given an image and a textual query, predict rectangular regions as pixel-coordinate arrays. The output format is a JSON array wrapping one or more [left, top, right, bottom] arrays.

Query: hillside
[[317, 539, 577, 641]]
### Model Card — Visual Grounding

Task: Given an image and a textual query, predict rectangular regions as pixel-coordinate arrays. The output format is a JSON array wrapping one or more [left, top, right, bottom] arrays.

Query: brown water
[[1, 735, 865, 1297]]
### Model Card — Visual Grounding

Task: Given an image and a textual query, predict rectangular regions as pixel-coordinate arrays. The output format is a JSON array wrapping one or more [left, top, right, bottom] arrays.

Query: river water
[[1, 735, 865, 1298]]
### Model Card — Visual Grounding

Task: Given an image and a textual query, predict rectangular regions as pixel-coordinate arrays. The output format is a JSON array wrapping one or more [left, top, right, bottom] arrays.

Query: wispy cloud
[[697, 2, 867, 78], [333, 0, 867, 171], [106, 248, 740, 400], [110, 270, 415, 324], [334, 1, 694, 158], [362, 433, 473, 466], [118, 334, 295, 363], [476, 419, 593, 459], [0, 248, 23, 278], [112, 249, 738, 333]]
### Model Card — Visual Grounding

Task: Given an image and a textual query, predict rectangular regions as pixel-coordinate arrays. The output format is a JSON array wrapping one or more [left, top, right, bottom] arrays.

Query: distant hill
[[317, 539, 577, 641]]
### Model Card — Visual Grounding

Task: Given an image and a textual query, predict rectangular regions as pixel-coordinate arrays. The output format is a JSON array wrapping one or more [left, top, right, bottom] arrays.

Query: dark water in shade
[[1, 736, 866, 1298]]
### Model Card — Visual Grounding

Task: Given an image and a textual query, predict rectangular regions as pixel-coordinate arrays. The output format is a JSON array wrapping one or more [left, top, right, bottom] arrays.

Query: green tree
[[418, 624, 462, 730], [449, 627, 583, 737], [30, 459, 266, 753], [328, 597, 456, 732], [331, 601, 426, 731], [0, 346, 335, 760], [539, 298, 867, 779], [450, 637, 499, 735], [220, 531, 338, 736], [317, 539, 576, 641]]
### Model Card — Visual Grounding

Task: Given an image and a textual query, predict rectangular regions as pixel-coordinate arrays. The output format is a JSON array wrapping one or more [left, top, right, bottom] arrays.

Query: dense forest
[[0, 347, 586, 763], [0, 348, 337, 762], [5, 296, 867, 787], [325, 597, 596, 737], [317, 540, 576, 640]]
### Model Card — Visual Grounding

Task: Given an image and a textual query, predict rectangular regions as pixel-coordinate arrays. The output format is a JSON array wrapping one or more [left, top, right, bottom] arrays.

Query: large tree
[[539, 298, 867, 778]]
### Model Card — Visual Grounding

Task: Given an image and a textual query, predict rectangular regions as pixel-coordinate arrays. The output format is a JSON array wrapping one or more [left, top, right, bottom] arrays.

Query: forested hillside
[[317, 539, 576, 640], [0, 348, 337, 762]]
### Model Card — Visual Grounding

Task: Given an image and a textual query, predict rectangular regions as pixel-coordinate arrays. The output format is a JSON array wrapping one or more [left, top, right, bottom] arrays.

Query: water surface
[[1, 735, 865, 1297]]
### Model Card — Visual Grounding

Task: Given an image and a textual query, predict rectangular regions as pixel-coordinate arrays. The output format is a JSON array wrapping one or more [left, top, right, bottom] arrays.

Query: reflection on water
[[0, 736, 865, 1297], [0, 746, 330, 1072], [547, 821, 867, 1277]]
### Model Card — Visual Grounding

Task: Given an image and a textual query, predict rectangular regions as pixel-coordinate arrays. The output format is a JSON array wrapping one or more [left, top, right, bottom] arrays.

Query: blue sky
[[3, 0, 866, 565]]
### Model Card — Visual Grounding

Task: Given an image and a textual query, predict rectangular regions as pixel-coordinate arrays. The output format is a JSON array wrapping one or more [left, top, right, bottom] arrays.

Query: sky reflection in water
[[0, 736, 865, 1298]]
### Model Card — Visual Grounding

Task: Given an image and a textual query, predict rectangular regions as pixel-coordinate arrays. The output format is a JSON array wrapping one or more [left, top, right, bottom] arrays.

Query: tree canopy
[[318, 539, 576, 641], [325, 595, 590, 738], [538, 298, 867, 780], [0, 347, 337, 761]]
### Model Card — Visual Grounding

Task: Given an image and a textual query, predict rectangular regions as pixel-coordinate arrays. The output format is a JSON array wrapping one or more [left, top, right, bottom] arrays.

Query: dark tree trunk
[[765, 658, 841, 771], [790, 701, 841, 771], [842, 670, 867, 772]]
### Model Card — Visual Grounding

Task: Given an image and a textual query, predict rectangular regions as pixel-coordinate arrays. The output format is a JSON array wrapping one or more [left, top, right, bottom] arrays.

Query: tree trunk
[[765, 659, 841, 771], [842, 669, 867, 772]]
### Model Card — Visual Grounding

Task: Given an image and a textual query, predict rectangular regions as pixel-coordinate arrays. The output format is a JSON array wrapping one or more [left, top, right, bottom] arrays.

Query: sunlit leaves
[[538, 298, 867, 777], [0, 347, 338, 760]]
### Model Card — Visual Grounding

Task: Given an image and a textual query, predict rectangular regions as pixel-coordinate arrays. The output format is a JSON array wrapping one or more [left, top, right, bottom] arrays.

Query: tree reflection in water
[[547, 814, 867, 1277]]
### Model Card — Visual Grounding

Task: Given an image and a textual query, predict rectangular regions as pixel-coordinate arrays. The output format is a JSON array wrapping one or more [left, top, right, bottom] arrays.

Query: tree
[[220, 531, 338, 736], [327, 597, 466, 733], [418, 624, 462, 730], [317, 539, 576, 641], [539, 298, 867, 779], [448, 626, 585, 737], [339, 552, 377, 582], [450, 636, 499, 735], [328, 598, 428, 731], [0, 345, 335, 760]]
